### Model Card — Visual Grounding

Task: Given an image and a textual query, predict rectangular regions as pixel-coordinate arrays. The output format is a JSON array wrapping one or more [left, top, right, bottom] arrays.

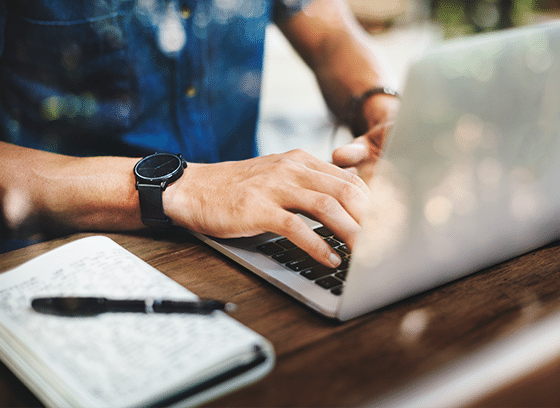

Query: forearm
[[314, 31, 400, 134], [0, 142, 142, 237], [279, 0, 399, 132]]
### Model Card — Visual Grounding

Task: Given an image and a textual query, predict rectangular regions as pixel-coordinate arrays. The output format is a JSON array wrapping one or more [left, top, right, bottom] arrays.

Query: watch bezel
[[134, 152, 186, 189]]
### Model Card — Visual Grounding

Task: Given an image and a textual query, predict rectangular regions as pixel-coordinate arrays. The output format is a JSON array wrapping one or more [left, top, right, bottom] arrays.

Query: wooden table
[[1, 229, 560, 407]]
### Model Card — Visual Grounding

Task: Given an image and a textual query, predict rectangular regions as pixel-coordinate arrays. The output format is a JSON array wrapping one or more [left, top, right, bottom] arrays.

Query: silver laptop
[[191, 21, 560, 321]]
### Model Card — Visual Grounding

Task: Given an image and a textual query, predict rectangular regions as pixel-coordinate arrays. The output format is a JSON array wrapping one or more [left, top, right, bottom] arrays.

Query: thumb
[[332, 141, 368, 168]]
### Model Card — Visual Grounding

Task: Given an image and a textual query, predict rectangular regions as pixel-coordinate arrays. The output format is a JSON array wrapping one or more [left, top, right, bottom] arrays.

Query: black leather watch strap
[[136, 183, 172, 228]]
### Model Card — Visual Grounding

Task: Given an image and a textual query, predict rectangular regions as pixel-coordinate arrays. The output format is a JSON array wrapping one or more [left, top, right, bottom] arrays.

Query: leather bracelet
[[348, 86, 400, 136]]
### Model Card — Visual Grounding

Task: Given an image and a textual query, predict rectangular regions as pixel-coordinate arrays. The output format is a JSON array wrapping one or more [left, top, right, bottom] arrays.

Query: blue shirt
[[0, 0, 304, 161]]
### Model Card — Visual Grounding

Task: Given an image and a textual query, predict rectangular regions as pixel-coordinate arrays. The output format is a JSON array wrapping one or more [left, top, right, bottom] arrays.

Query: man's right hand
[[163, 149, 370, 268]]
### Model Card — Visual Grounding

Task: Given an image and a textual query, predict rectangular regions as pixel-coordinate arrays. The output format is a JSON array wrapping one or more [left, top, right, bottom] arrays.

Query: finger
[[343, 167, 359, 176], [281, 186, 362, 250], [283, 149, 370, 197], [354, 162, 377, 186], [332, 142, 368, 168], [364, 121, 392, 149], [268, 210, 342, 268], [332, 120, 389, 168], [288, 169, 369, 225]]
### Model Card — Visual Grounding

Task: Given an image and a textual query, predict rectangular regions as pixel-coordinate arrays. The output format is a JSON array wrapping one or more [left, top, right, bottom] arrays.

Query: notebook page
[[0, 236, 265, 407]]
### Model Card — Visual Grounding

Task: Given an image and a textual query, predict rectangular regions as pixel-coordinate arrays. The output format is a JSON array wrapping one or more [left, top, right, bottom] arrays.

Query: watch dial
[[137, 154, 180, 179]]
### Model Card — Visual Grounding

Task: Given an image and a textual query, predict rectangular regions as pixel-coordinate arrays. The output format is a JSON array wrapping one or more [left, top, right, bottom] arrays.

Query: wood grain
[[1, 230, 559, 407]]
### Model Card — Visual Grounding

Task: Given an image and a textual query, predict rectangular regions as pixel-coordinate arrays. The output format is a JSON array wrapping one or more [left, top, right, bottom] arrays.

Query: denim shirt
[[0, 0, 304, 161]]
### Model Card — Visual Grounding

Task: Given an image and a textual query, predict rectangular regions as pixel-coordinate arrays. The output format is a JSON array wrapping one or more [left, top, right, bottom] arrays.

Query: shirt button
[[180, 5, 192, 19], [185, 86, 197, 98]]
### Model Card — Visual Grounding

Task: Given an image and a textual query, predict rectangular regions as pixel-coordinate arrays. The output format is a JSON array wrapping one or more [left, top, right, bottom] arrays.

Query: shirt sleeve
[[272, 0, 312, 24]]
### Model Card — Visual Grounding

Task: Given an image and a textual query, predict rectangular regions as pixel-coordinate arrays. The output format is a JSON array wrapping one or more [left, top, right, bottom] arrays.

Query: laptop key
[[324, 237, 341, 248], [335, 271, 347, 281], [337, 258, 350, 271], [256, 242, 284, 256], [286, 256, 319, 272], [337, 245, 351, 255], [275, 238, 297, 250], [335, 248, 347, 259], [272, 247, 307, 263], [313, 226, 333, 237], [300, 265, 336, 280], [315, 276, 343, 289]]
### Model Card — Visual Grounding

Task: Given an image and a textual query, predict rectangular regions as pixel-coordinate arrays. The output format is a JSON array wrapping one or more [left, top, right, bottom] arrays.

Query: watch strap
[[136, 183, 173, 228]]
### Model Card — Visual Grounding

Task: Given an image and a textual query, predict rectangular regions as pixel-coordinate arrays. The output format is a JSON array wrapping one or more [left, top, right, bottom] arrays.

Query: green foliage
[[431, 0, 545, 38]]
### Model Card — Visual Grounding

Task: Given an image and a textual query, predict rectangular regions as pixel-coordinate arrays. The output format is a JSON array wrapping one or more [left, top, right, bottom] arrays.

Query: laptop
[[191, 20, 560, 321]]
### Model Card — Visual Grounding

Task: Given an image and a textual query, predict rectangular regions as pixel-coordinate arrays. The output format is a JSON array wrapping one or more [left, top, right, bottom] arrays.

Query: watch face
[[135, 153, 182, 180]]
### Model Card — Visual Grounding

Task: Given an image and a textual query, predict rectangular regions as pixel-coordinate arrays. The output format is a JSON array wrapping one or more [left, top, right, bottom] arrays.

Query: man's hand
[[332, 93, 400, 184], [332, 120, 392, 184], [277, 0, 400, 184], [162, 149, 370, 268]]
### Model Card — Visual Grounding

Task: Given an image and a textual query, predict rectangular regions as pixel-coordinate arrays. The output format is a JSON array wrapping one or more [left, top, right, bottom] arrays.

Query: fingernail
[[329, 252, 341, 267], [341, 144, 367, 163]]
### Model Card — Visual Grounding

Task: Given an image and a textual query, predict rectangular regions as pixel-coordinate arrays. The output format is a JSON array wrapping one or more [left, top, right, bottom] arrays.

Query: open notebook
[[192, 20, 560, 321], [0, 237, 274, 407]]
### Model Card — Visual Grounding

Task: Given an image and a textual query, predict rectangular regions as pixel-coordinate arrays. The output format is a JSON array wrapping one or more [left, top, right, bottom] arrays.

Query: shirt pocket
[[1, 4, 149, 136], [3, 8, 134, 96]]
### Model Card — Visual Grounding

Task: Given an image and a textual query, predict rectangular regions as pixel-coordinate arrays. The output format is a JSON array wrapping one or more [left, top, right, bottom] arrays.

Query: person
[[0, 0, 400, 267]]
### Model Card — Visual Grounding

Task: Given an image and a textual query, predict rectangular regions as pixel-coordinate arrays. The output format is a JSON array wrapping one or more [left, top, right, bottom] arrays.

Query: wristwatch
[[134, 152, 187, 228]]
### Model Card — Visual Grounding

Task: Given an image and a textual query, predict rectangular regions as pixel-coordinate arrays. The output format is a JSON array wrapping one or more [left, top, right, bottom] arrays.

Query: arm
[[0, 141, 142, 237], [0, 142, 369, 268], [277, 0, 401, 182]]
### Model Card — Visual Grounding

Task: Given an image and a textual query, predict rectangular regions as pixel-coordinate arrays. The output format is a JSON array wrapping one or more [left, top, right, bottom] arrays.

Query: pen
[[31, 297, 237, 317]]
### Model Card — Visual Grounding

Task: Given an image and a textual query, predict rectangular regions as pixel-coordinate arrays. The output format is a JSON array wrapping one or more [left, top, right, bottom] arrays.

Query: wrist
[[161, 162, 202, 233], [361, 91, 401, 130], [134, 152, 187, 229], [348, 86, 400, 136]]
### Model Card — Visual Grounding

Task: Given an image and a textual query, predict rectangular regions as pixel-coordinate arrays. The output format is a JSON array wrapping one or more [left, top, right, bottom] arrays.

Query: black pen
[[31, 297, 237, 317]]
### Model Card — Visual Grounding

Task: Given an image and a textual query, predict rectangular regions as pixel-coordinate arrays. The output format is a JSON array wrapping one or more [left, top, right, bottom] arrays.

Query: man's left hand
[[332, 94, 400, 184], [331, 121, 392, 184]]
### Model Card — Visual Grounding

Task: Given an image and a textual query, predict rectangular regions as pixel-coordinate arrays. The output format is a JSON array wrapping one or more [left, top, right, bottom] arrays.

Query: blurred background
[[257, 0, 560, 160], [351, 0, 560, 37]]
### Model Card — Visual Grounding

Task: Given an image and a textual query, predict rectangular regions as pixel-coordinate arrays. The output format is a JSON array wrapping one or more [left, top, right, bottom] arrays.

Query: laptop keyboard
[[256, 226, 351, 296]]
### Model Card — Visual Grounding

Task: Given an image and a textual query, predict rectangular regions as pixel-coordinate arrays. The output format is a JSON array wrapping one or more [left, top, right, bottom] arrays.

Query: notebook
[[0, 236, 274, 407], [191, 20, 560, 321]]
